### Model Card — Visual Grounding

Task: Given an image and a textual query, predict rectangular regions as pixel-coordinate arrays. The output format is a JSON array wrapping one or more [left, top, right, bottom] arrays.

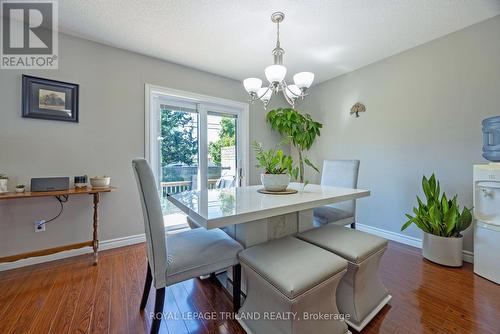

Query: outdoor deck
[[161, 179, 218, 195]]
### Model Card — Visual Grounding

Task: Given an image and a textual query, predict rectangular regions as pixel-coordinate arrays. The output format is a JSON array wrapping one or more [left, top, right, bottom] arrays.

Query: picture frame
[[22, 75, 79, 123]]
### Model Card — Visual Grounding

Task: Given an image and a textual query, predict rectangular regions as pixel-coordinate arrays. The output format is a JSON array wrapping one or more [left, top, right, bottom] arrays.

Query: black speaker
[[31, 177, 69, 192]]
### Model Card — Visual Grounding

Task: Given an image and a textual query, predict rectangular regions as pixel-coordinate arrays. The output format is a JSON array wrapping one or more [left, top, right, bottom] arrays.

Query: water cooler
[[473, 164, 500, 283], [474, 117, 500, 283]]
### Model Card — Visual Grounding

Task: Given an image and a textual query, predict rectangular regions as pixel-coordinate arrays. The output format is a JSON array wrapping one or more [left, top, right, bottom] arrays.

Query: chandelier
[[243, 12, 314, 109]]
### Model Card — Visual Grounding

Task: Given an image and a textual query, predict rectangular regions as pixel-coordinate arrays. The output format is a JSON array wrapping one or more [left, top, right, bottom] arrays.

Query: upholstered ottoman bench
[[297, 225, 391, 332], [238, 237, 350, 334]]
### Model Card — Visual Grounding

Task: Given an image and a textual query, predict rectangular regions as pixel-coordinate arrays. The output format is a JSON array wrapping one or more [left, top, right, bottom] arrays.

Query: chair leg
[[140, 263, 153, 310], [151, 288, 165, 334], [232, 264, 241, 312], [351, 222, 356, 229]]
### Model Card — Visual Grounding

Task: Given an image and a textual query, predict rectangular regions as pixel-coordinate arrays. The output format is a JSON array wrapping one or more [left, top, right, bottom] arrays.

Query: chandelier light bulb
[[285, 84, 302, 100], [258, 87, 272, 102], [293, 72, 315, 89], [265, 65, 287, 84], [243, 78, 262, 94]]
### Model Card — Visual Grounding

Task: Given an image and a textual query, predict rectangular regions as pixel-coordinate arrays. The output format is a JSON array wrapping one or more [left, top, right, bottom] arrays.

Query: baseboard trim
[[356, 224, 473, 264], [462, 250, 474, 263], [356, 224, 422, 248], [0, 224, 475, 271], [0, 233, 146, 272]]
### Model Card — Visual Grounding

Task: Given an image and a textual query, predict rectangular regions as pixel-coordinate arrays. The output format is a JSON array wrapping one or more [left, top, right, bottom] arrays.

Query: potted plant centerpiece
[[0, 174, 8, 193], [252, 141, 297, 192], [15, 184, 26, 193], [402, 174, 472, 267]]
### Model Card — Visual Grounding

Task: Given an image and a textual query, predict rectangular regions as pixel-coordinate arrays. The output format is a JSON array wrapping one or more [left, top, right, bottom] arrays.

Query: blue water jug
[[483, 116, 500, 162]]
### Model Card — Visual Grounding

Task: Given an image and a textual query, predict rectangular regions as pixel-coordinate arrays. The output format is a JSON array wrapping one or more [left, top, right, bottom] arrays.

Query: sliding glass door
[[146, 85, 249, 229]]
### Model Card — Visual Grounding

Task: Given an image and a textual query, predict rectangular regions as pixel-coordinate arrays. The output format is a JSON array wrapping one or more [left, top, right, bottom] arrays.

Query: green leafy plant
[[402, 174, 472, 237], [208, 118, 236, 165], [16, 184, 25, 188], [252, 141, 297, 176], [266, 108, 322, 185], [0, 174, 8, 180]]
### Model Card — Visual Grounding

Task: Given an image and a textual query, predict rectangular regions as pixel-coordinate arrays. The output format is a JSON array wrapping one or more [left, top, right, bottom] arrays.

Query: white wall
[[0, 33, 282, 258], [298, 16, 500, 252]]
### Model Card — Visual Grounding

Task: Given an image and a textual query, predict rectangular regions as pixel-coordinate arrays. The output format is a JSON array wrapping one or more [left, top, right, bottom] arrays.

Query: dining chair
[[215, 174, 236, 188], [132, 158, 243, 334], [313, 160, 360, 229]]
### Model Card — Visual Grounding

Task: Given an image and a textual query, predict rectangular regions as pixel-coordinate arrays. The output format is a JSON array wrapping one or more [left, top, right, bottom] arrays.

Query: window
[[145, 84, 249, 229]]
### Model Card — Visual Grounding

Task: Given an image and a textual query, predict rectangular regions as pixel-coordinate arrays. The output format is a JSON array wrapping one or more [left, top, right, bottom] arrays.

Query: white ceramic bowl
[[90, 176, 111, 188]]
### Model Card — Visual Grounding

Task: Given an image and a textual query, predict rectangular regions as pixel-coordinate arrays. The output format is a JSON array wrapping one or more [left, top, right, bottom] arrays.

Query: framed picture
[[22, 75, 79, 123]]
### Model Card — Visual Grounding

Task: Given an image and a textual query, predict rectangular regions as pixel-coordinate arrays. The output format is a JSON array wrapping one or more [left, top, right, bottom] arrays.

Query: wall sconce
[[350, 102, 366, 118]]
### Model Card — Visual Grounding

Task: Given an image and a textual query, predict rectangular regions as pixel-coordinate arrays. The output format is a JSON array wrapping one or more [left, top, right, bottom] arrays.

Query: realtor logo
[[1, 0, 58, 69]]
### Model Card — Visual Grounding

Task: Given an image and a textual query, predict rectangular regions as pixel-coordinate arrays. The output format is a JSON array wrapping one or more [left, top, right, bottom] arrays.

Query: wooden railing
[[161, 179, 218, 195]]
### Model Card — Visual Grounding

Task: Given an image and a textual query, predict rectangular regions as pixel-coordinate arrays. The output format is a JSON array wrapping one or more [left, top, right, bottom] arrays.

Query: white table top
[[167, 183, 370, 229]]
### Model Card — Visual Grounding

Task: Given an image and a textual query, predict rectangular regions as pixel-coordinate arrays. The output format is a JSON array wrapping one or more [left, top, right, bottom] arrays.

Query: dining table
[[167, 182, 370, 295], [167, 182, 370, 248]]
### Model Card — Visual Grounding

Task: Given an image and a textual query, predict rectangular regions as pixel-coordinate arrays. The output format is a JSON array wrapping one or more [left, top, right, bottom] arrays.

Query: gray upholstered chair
[[313, 160, 360, 228], [215, 174, 236, 188], [132, 159, 243, 334]]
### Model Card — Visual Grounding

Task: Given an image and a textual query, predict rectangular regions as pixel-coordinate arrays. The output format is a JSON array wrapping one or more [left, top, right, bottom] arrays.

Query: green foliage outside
[[402, 174, 472, 237], [160, 109, 236, 182], [161, 108, 198, 166], [208, 118, 236, 166]]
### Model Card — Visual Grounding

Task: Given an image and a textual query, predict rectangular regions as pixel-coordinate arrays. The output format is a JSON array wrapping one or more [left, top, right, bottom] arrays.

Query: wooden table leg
[[92, 192, 100, 265]]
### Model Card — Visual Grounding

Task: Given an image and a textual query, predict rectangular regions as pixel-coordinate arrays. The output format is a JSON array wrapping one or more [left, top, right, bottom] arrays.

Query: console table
[[0, 187, 116, 265]]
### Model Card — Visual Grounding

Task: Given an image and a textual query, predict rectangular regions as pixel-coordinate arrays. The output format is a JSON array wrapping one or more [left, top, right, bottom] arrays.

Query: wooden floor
[[0, 241, 499, 334]]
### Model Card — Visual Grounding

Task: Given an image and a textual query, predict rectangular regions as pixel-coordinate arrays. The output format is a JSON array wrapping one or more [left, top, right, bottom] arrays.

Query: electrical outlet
[[34, 220, 46, 232]]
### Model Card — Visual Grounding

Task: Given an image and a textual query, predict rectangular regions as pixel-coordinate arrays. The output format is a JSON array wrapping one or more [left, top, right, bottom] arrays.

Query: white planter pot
[[0, 179, 8, 193], [422, 232, 463, 267], [260, 173, 290, 192]]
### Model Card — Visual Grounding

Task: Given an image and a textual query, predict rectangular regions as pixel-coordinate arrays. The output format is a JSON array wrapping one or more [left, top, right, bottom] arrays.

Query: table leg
[[92, 192, 100, 265], [231, 209, 314, 248], [297, 209, 314, 232]]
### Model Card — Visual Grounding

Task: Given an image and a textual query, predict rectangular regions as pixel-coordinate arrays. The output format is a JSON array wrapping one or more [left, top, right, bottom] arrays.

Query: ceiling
[[59, 0, 500, 84]]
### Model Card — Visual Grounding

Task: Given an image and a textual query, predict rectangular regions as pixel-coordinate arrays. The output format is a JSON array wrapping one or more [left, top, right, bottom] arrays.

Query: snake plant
[[402, 174, 472, 237]]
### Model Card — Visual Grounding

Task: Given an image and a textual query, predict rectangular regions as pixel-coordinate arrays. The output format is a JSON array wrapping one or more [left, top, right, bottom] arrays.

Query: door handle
[[238, 167, 243, 187]]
